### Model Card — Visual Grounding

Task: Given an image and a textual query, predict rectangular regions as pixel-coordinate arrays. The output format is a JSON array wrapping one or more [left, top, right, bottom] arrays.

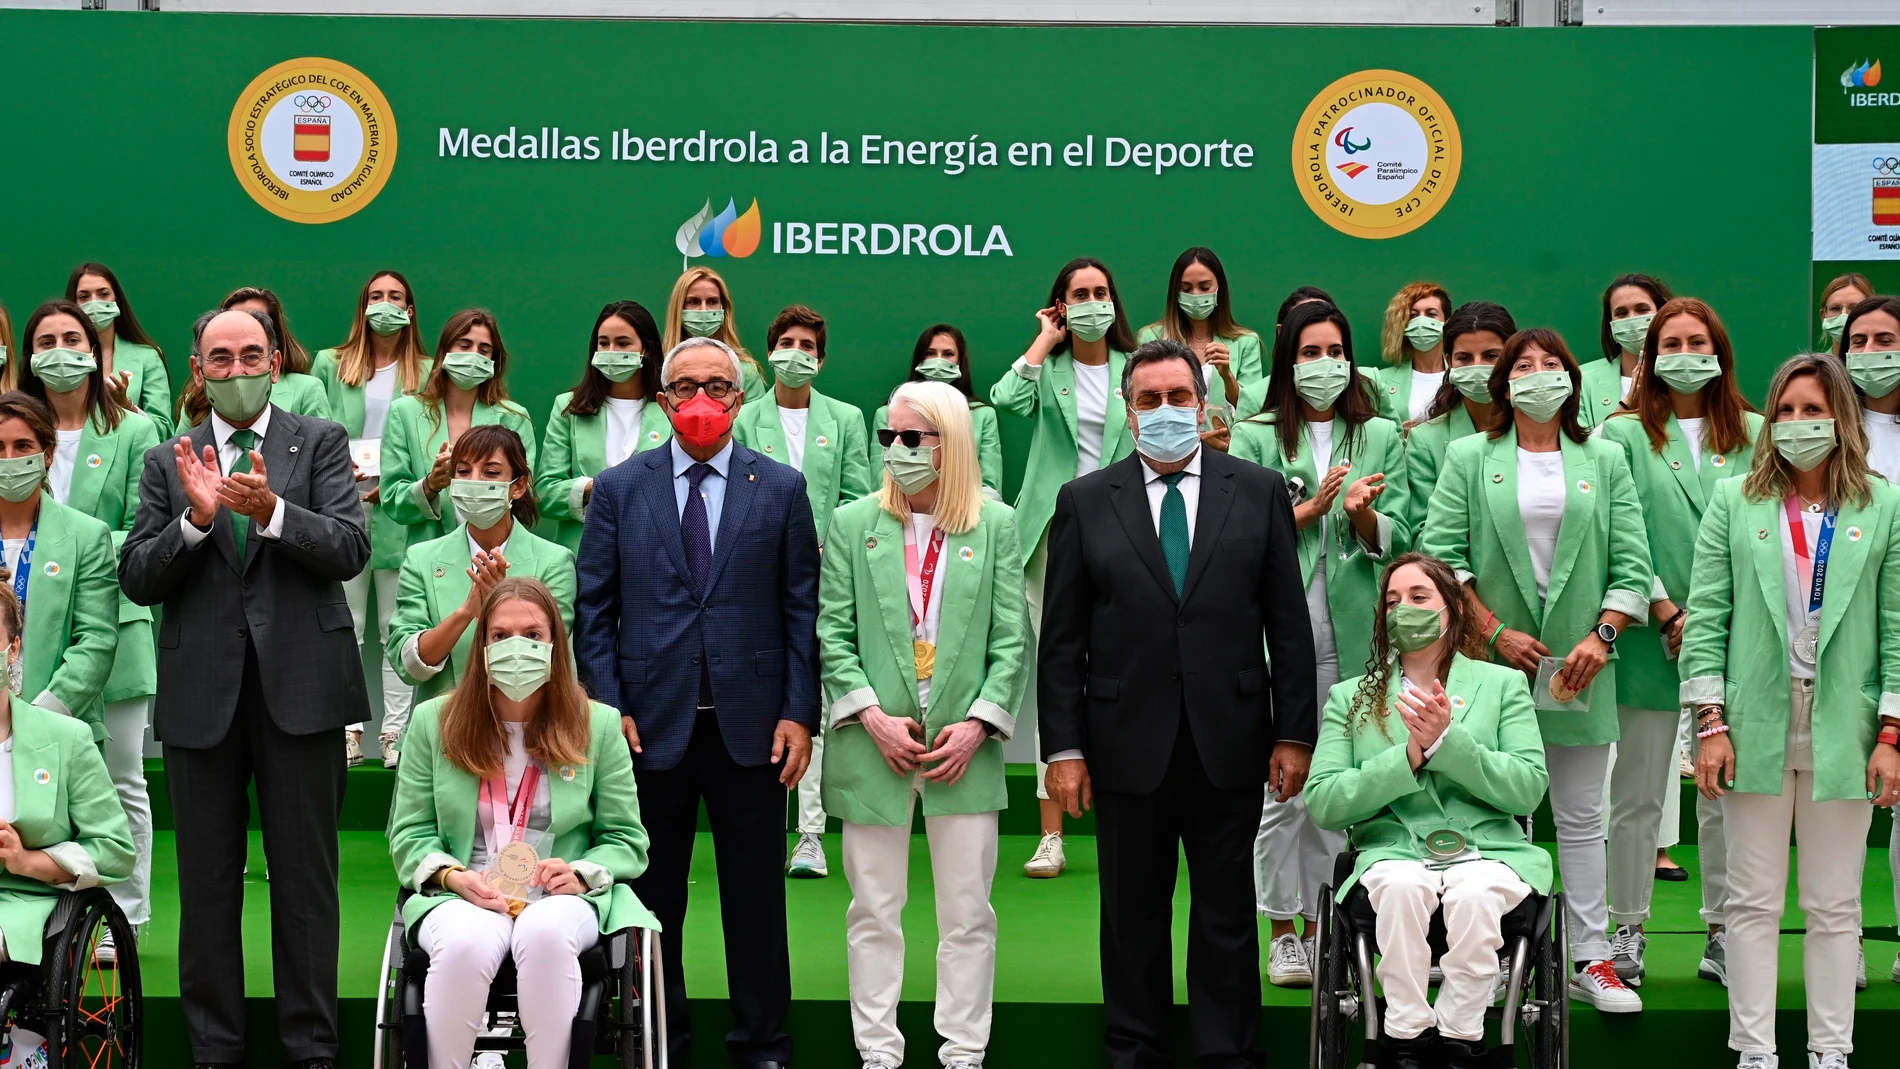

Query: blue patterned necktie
[[1160, 472, 1189, 596], [682, 463, 713, 597]]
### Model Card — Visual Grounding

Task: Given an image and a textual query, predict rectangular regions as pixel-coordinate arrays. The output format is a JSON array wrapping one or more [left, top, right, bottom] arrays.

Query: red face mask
[[668, 392, 735, 449]]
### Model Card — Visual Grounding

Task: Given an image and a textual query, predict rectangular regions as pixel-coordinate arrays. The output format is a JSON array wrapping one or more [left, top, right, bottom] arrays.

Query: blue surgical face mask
[[1134, 403, 1201, 464]]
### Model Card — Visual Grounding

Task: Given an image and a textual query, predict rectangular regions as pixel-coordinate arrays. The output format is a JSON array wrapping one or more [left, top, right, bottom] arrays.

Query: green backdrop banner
[[0, 13, 1816, 500], [1813, 25, 1900, 317]]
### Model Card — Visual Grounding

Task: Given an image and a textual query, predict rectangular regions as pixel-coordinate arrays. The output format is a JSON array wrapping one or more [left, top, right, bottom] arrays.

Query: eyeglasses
[[1130, 388, 1200, 412], [201, 353, 272, 374], [663, 379, 737, 402], [877, 428, 941, 448]]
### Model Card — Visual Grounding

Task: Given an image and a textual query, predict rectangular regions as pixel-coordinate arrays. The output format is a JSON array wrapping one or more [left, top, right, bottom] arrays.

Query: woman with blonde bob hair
[[662, 266, 767, 399], [1679, 353, 1900, 1069], [816, 380, 1029, 1069], [387, 576, 655, 1069], [1373, 281, 1452, 424]]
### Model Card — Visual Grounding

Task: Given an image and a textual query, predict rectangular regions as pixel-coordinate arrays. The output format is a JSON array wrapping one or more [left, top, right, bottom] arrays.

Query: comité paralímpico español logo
[[1292, 69, 1461, 240], [228, 57, 398, 224]]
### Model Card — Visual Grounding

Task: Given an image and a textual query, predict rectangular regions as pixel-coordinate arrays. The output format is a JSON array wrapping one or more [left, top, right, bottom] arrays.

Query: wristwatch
[[1594, 622, 1620, 646]]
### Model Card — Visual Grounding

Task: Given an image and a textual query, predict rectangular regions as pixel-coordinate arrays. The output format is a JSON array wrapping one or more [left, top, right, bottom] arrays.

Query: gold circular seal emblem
[[228, 57, 398, 224], [1291, 69, 1461, 240]]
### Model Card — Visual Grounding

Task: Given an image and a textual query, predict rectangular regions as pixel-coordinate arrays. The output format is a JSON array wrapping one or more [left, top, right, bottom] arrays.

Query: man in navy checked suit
[[575, 336, 820, 1069]]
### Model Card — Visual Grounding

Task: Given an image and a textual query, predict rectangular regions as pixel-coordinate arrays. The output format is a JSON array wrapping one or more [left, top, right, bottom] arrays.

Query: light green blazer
[[387, 697, 658, 935], [1578, 359, 1628, 429], [1135, 324, 1266, 385], [536, 393, 673, 554], [20, 496, 119, 743], [1402, 404, 1483, 536], [387, 523, 578, 705], [1679, 477, 1900, 801], [1599, 410, 1764, 711], [871, 401, 1004, 499], [59, 411, 162, 706], [989, 352, 1133, 564], [816, 496, 1028, 824], [314, 350, 433, 571], [272, 372, 333, 422], [1306, 655, 1552, 897], [380, 394, 539, 552], [1229, 414, 1411, 675], [731, 389, 876, 546], [1418, 430, 1653, 746], [1371, 362, 1447, 425], [110, 340, 173, 438], [0, 696, 133, 964]]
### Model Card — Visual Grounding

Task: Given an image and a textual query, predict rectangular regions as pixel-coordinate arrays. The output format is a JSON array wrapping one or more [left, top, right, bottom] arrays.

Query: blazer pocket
[[1238, 668, 1266, 696], [158, 621, 181, 649], [618, 659, 648, 684], [1086, 675, 1121, 701], [317, 603, 354, 632], [756, 649, 785, 676]]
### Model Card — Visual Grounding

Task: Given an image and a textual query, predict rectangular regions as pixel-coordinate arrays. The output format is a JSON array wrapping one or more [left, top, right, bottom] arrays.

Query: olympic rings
[[1875, 157, 1900, 176], [293, 94, 334, 112]]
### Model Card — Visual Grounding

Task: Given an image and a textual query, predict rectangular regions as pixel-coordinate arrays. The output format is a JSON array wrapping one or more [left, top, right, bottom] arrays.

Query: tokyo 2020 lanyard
[[480, 765, 542, 858]]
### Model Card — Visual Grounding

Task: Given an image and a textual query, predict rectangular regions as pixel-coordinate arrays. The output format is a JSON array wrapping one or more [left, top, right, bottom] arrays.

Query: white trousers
[[102, 698, 153, 926], [1254, 649, 1344, 922], [795, 731, 827, 834], [842, 808, 999, 1067], [1024, 537, 1050, 800], [1606, 705, 1682, 926], [416, 895, 601, 1069], [343, 563, 412, 738], [1543, 744, 1611, 962], [1361, 859, 1532, 1041]]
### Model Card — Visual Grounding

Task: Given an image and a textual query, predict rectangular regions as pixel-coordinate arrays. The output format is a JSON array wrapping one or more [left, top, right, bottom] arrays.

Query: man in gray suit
[[120, 308, 369, 1069]]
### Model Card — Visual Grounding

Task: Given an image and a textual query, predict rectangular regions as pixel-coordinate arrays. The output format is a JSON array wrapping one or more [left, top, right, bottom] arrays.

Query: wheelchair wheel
[[373, 911, 405, 1069], [1529, 893, 1570, 1069], [611, 928, 657, 1069], [42, 891, 140, 1069], [1307, 888, 1351, 1069]]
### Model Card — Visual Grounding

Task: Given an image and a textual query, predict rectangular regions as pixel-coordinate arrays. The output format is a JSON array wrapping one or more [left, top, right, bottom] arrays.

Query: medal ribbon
[[480, 764, 542, 858], [9, 522, 35, 614], [1784, 497, 1837, 624], [906, 527, 947, 637]]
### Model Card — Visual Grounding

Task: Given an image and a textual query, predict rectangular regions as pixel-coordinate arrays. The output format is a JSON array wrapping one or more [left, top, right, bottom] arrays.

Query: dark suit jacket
[[1037, 449, 1317, 795], [119, 407, 371, 746], [574, 441, 821, 773]]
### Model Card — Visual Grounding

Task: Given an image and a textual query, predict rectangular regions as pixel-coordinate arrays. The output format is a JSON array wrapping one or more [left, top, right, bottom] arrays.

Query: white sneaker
[[1809, 1052, 1849, 1069], [1023, 833, 1065, 878], [345, 730, 365, 767], [379, 732, 400, 769], [1267, 932, 1312, 987], [1737, 1054, 1778, 1069], [785, 832, 828, 879], [92, 928, 116, 968], [1568, 959, 1642, 1013], [471, 1054, 507, 1069], [1610, 925, 1646, 986], [1856, 944, 1868, 991]]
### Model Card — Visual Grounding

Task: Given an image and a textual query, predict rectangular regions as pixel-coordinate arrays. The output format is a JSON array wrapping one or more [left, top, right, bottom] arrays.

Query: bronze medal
[[1549, 675, 1581, 704]]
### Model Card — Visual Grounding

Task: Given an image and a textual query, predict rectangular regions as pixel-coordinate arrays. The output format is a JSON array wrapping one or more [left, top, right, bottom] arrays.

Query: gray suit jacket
[[119, 406, 371, 746]]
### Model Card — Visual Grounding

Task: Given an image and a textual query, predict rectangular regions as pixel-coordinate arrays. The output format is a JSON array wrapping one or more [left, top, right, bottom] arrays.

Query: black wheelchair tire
[[1308, 886, 1350, 1069], [42, 891, 141, 1069], [1531, 892, 1570, 1069]]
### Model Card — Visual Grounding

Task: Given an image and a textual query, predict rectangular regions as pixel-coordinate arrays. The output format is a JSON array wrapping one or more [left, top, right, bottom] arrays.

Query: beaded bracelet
[[1696, 723, 1730, 739]]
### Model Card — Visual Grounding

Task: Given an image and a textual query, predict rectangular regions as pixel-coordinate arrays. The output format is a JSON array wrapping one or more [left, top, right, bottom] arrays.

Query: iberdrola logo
[[1842, 58, 1883, 90], [676, 197, 762, 268]]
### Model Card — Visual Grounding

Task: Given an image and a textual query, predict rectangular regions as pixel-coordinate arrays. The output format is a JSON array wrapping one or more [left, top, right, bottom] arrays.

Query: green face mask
[[1653, 353, 1722, 395], [31, 348, 97, 393], [1509, 370, 1573, 423], [442, 351, 495, 390], [1821, 313, 1848, 348], [682, 309, 725, 338], [1848, 351, 1900, 399], [1610, 313, 1654, 355], [79, 300, 120, 329], [1449, 364, 1493, 403], [1177, 292, 1218, 321], [768, 349, 819, 389], [591, 350, 644, 383], [203, 369, 274, 423], [1064, 301, 1116, 343], [485, 635, 553, 702], [1404, 315, 1445, 351], [1386, 603, 1446, 654], [916, 357, 961, 382], [450, 478, 514, 530], [1774, 419, 1837, 473], [882, 443, 940, 495], [365, 302, 410, 337], [0, 455, 45, 504], [1292, 358, 1351, 410]]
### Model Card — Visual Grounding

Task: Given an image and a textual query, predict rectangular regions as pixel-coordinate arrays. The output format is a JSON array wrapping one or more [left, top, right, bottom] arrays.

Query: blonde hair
[[1380, 281, 1451, 365], [0, 303, 15, 393], [878, 381, 983, 536], [663, 267, 763, 384], [1743, 353, 1876, 509]]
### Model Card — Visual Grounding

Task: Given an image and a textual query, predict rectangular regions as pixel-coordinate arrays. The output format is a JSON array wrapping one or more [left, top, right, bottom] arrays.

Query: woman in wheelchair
[[1306, 553, 1550, 1069], [386, 576, 655, 1069]]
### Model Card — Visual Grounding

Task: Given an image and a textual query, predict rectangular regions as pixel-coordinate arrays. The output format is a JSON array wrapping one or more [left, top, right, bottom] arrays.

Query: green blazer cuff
[[1649, 575, 1670, 603], [568, 479, 590, 522], [1679, 675, 1724, 708], [399, 635, 447, 687], [1602, 588, 1650, 621], [32, 690, 70, 719], [967, 698, 1016, 741], [1357, 742, 1429, 811], [412, 479, 442, 521], [42, 842, 102, 891], [1880, 693, 1900, 722], [410, 850, 463, 893], [570, 859, 614, 894], [1363, 511, 1395, 561], [1453, 567, 1475, 586], [829, 685, 880, 729], [1010, 356, 1042, 382]]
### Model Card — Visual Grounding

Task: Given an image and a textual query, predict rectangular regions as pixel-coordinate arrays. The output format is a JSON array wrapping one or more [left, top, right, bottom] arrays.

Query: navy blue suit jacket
[[575, 441, 821, 772]]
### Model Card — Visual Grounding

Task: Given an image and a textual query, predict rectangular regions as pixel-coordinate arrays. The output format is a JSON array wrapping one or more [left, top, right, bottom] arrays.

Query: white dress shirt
[[402, 530, 512, 681], [671, 438, 733, 555], [179, 405, 287, 547]]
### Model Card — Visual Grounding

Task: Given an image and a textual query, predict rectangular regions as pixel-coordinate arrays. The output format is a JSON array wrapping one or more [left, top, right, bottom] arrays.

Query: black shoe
[[1655, 864, 1689, 882], [1384, 1028, 1439, 1069], [291, 1060, 336, 1069], [1442, 1036, 1488, 1069], [746, 1063, 788, 1069], [194, 1064, 240, 1069]]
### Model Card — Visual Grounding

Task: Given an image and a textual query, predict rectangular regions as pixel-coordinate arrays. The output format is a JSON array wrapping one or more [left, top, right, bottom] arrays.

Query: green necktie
[[1160, 472, 1189, 596], [228, 429, 256, 559]]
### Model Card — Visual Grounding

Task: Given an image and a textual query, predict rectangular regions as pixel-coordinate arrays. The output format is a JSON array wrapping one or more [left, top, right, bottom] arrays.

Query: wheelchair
[[374, 887, 666, 1069], [1308, 850, 1568, 1069], [0, 888, 142, 1069]]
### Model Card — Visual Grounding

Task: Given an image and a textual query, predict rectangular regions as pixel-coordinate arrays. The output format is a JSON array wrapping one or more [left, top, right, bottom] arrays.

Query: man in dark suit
[[119, 308, 369, 1069], [575, 335, 820, 1069], [1039, 338, 1318, 1069]]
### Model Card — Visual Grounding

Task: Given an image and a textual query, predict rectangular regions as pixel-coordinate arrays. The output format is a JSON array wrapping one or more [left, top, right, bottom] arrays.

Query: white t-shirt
[[905, 512, 949, 707], [363, 361, 400, 441], [1518, 449, 1567, 602], [1780, 505, 1823, 684], [49, 429, 82, 505], [778, 406, 810, 472], [603, 397, 644, 468], [1073, 361, 1111, 479], [2, 538, 26, 588], [1306, 419, 1340, 688], [1677, 416, 1706, 471], [1865, 412, 1900, 484], [468, 721, 554, 872], [1409, 370, 1446, 422], [1620, 375, 1635, 402]]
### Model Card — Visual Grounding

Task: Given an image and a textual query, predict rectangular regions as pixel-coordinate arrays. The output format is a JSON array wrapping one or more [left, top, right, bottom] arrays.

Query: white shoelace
[[1270, 935, 1305, 967], [1030, 833, 1061, 861]]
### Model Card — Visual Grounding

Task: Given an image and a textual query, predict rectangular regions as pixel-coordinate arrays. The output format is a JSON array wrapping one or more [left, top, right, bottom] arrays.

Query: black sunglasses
[[877, 428, 941, 449]]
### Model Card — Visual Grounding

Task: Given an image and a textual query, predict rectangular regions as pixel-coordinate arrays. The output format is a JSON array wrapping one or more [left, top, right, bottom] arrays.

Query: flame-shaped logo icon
[[675, 198, 762, 267], [1336, 162, 1369, 179], [1333, 126, 1372, 155], [1842, 58, 1883, 90]]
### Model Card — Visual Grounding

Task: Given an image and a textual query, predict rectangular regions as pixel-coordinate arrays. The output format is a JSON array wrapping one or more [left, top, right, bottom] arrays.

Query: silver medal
[[1794, 622, 1819, 664]]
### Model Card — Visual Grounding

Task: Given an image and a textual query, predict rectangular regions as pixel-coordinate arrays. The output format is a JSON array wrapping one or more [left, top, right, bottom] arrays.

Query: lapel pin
[[1577, 480, 1591, 493], [959, 546, 975, 562], [42, 562, 58, 577], [866, 536, 878, 549], [33, 769, 49, 785], [1712, 455, 1726, 466], [1450, 695, 1467, 710], [560, 766, 576, 781], [764, 444, 774, 452], [816, 435, 829, 447], [86, 454, 102, 469], [748, 473, 756, 482], [1758, 528, 1769, 539], [1670, 460, 1682, 470], [1492, 473, 1504, 483], [289, 445, 298, 453], [433, 566, 446, 577], [1849, 526, 1863, 541]]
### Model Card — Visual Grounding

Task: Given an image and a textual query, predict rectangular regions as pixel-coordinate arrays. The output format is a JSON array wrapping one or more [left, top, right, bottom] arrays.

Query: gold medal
[[913, 639, 936, 680]]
